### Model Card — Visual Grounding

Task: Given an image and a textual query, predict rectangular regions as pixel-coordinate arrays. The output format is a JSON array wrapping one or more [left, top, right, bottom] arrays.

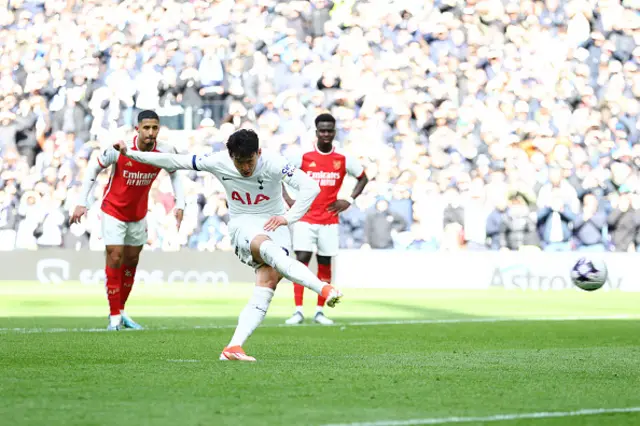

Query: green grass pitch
[[1, 281, 640, 426]]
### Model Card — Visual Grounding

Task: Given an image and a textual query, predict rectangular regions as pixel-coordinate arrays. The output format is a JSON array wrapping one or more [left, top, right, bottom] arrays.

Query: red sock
[[120, 265, 136, 310], [317, 263, 332, 307], [293, 262, 308, 307], [105, 266, 121, 316]]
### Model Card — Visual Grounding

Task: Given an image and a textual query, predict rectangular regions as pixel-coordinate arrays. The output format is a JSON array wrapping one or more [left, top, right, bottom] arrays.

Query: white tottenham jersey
[[124, 149, 320, 224]]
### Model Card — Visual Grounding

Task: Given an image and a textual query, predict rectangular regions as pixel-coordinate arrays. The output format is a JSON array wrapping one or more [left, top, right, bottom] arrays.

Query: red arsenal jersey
[[97, 136, 175, 222], [290, 144, 364, 225]]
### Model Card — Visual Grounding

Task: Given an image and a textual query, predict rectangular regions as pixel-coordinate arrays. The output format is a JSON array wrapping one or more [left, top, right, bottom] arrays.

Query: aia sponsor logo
[[231, 191, 270, 205]]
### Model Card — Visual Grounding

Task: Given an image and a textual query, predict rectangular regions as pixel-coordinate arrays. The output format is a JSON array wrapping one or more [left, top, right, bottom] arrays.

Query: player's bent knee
[[256, 265, 281, 290], [123, 245, 143, 266], [250, 234, 272, 264], [105, 245, 125, 267], [296, 251, 313, 264]]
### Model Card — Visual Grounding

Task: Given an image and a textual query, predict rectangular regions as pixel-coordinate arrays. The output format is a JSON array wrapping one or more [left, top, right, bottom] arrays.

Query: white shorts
[[291, 222, 339, 257], [101, 212, 147, 247], [229, 215, 292, 270]]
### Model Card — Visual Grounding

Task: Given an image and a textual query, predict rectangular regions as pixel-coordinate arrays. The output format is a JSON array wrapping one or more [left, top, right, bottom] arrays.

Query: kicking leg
[[105, 245, 124, 330], [286, 250, 312, 325], [120, 245, 144, 330], [221, 266, 281, 362], [314, 255, 334, 325], [251, 235, 342, 307]]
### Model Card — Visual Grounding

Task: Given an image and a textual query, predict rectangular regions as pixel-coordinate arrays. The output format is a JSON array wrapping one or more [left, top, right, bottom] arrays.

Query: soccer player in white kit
[[113, 129, 343, 361]]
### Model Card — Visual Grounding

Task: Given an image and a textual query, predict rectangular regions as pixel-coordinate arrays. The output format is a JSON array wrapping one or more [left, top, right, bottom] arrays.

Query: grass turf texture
[[1, 282, 639, 426]]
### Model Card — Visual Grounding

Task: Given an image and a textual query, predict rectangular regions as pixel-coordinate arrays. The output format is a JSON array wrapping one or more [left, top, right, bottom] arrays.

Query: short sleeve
[[286, 151, 303, 168], [268, 154, 299, 184], [192, 151, 223, 176], [345, 153, 364, 178]]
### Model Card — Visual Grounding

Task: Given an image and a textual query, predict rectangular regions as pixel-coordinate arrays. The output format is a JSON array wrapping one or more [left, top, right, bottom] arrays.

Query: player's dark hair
[[315, 113, 336, 128], [226, 129, 260, 159], [138, 110, 159, 123]]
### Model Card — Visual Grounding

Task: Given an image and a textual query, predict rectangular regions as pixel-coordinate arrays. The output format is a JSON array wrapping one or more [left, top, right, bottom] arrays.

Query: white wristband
[[347, 196, 355, 204]]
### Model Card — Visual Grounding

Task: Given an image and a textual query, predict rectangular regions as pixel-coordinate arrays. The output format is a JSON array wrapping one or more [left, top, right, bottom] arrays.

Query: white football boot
[[285, 311, 304, 325], [313, 312, 334, 325]]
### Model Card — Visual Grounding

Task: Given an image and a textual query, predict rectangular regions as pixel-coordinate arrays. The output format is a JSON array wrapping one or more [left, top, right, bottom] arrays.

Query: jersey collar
[[132, 135, 157, 152], [314, 141, 335, 156]]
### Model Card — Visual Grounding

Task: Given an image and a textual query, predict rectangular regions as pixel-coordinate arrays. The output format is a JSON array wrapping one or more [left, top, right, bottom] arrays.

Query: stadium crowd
[[1, 0, 640, 252]]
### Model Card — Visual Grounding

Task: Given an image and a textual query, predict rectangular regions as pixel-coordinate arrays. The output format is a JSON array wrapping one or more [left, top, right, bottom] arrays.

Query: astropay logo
[[36, 259, 70, 284]]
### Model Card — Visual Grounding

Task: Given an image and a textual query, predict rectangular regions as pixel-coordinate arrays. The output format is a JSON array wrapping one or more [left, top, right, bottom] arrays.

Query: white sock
[[316, 306, 324, 314], [228, 286, 274, 348], [295, 306, 303, 314], [259, 240, 326, 295], [110, 314, 122, 327]]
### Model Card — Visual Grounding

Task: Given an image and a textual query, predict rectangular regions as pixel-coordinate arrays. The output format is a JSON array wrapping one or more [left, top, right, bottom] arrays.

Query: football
[[570, 257, 608, 291]]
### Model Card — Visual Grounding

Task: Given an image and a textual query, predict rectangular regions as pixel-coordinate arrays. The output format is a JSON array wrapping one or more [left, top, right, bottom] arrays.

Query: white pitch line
[[321, 407, 640, 426], [166, 359, 200, 363], [0, 315, 637, 334]]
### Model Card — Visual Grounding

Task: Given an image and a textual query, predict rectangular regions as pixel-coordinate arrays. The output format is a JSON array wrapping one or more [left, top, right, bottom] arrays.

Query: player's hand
[[328, 199, 351, 215], [264, 215, 288, 231], [69, 206, 87, 225], [175, 209, 184, 230], [113, 141, 128, 156]]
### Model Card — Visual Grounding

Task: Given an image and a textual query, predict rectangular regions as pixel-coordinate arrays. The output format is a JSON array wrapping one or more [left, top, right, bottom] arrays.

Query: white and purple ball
[[570, 257, 608, 291]]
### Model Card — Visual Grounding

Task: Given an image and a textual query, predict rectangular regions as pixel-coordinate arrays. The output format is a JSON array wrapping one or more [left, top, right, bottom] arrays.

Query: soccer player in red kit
[[70, 110, 185, 330], [284, 113, 368, 325]]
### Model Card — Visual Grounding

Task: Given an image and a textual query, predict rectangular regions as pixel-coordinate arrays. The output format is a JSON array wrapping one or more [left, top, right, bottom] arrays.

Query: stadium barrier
[[1, 249, 637, 291], [1, 250, 253, 286], [334, 250, 639, 292]]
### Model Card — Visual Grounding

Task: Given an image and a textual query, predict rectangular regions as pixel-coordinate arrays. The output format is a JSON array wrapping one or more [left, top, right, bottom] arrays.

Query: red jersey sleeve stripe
[[97, 157, 106, 168], [357, 170, 365, 179]]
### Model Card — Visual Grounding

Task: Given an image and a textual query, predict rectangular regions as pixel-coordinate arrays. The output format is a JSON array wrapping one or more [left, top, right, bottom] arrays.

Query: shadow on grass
[[360, 300, 481, 319], [0, 306, 489, 332]]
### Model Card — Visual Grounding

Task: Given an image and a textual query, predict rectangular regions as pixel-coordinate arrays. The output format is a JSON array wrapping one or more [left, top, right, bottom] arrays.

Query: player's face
[[232, 149, 261, 177], [136, 119, 160, 148], [316, 121, 336, 145]]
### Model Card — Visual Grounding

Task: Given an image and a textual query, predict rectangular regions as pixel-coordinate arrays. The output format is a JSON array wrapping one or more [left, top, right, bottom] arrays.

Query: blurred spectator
[[364, 198, 407, 249], [442, 187, 465, 251], [503, 194, 540, 251], [537, 168, 580, 215], [462, 178, 490, 250], [573, 193, 608, 251], [339, 196, 368, 249], [407, 221, 439, 251], [486, 196, 508, 251], [537, 190, 576, 252], [607, 188, 637, 252], [14, 99, 39, 166]]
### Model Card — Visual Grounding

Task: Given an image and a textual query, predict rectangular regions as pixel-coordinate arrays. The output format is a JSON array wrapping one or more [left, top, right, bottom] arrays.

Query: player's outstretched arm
[[169, 171, 186, 229], [113, 142, 199, 172]]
